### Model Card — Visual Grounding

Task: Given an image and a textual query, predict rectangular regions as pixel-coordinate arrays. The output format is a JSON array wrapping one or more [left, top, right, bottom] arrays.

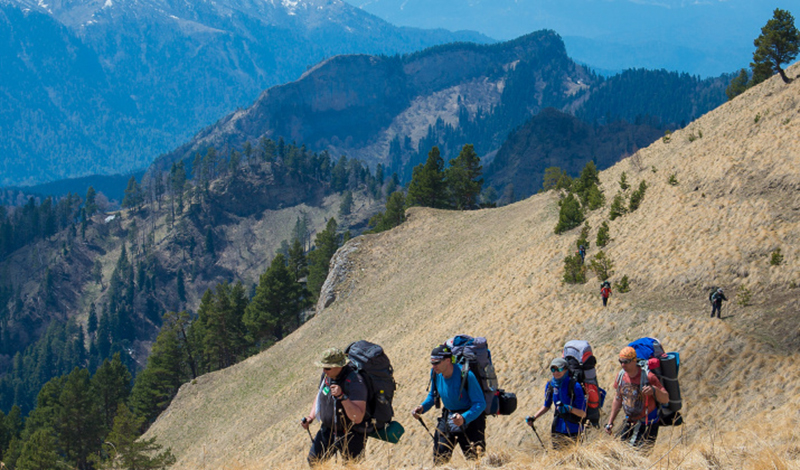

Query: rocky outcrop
[[315, 239, 362, 312]]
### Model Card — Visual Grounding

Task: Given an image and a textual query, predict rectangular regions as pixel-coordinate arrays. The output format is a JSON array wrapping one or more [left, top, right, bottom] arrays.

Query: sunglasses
[[619, 359, 633, 365], [550, 366, 566, 373], [323, 367, 332, 371], [430, 360, 443, 366]]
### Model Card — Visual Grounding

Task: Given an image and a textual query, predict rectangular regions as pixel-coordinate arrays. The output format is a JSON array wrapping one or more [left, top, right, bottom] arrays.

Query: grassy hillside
[[145, 64, 800, 469]]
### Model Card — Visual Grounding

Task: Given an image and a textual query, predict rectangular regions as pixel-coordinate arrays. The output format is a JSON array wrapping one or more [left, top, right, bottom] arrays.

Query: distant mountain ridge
[[157, 31, 728, 200], [0, 0, 491, 186]]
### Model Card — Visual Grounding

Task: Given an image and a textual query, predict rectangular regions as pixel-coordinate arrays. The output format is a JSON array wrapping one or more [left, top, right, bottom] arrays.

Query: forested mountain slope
[[0, 144, 385, 415], [0, 0, 488, 186], [146, 63, 800, 468], [157, 31, 728, 200]]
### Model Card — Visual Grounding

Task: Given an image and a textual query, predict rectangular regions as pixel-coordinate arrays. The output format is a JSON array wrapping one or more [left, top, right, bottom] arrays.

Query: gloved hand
[[557, 403, 572, 415], [525, 415, 535, 426]]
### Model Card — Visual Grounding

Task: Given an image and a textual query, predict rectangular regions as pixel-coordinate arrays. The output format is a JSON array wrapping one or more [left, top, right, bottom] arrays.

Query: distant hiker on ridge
[[601, 281, 612, 307], [710, 288, 727, 319], [301, 347, 368, 466], [605, 346, 669, 451], [411, 344, 487, 465], [525, 357, 586, 450], [578, 245, 586, 264]]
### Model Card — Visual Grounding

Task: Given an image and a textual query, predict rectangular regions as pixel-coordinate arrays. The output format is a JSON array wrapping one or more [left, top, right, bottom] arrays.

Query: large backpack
[[345, 340, 396, 433], [433, 335, 516, 416], [617, 337, 683, 426], [561, 340, 606, 427]]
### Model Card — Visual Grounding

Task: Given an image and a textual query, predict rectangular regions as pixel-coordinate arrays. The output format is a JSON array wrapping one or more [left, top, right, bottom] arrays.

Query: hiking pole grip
[[301, 417, 314, 443]]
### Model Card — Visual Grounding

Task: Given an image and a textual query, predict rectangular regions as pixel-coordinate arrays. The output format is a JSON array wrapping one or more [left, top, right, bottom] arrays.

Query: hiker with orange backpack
[[600, 281, 612, 307], [604, 346, 669, 451], [525, 357, 586, 450]]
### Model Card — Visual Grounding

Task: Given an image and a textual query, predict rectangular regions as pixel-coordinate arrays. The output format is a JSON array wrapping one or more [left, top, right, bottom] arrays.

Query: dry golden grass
[[144, 64, 800, 469]]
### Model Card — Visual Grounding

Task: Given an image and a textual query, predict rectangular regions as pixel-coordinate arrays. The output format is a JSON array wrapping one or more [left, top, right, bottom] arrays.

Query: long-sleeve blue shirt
[[544, 375, 586, 435], [420, 364, 486, 424]]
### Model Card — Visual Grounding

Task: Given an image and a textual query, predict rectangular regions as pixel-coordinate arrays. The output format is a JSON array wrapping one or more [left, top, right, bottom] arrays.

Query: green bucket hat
[[315, 347, 347, 368]]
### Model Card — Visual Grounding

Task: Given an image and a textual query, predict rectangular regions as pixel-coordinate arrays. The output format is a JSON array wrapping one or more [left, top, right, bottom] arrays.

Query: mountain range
[[345, 0, 791, 77], [0, 0, 489, 187], [157, 31, 729, 201]]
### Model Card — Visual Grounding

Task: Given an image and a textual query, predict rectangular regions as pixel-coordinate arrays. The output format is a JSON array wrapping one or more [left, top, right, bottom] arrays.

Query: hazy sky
[[344, 0, 800, 76]]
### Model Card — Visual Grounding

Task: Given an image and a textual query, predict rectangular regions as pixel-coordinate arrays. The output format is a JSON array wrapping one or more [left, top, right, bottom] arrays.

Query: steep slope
[[0, 0, 489, 186], [145, 66, 800, 468]]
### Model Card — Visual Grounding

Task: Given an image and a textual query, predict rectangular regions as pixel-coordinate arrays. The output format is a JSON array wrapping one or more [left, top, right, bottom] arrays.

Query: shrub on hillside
[[609, 194, 627, 220], [736, 286, 752, 306], [668, 173, 679, 186], [614, 275, 631, 293], [589, 251, 614, 281], [563, 253, 587, 284], [597, 221, 610, 247], [619, 172, 630, 191], [770, 248, 784, 266], [554, 193, 584, 234], [629, 181, 648, 212], [577, 223, 591, 251]]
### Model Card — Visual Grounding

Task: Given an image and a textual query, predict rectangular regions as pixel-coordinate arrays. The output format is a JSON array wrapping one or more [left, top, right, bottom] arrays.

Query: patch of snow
[[104, 214, 117, 223], [103, 0, 112, 8]]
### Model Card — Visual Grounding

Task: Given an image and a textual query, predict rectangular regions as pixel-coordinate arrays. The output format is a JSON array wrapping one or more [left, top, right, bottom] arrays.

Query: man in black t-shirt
[[301, 347, 368, 466]]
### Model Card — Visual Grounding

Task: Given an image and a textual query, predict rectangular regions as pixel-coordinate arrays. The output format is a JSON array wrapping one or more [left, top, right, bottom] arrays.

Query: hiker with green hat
[[525, 357, 586, 450], [301, 347, 368, 465], [411, 344, 487, 465]]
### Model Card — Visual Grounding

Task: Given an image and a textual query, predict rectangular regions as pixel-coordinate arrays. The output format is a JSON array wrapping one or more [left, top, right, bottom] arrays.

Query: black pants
[[433, 412, 486, 465], [618, 420, 659, 451], [602, 296, 609, 307], [711, 303, 722, 318], [307, 425, 367, 466]]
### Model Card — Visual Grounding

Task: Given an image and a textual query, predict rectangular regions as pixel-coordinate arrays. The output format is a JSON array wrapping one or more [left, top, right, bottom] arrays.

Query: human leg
[[308, 426, 336, 466], [341, 429, 368, 462], [433, 418, 456, 465], [458, 413, 486, 460]]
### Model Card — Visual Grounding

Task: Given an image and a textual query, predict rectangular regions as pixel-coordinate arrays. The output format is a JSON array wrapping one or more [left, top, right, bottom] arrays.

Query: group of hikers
[[300, 338, 679, 467]]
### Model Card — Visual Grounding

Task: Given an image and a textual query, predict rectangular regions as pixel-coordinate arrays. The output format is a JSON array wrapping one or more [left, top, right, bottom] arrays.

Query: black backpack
[[345, 340, 396, 432]]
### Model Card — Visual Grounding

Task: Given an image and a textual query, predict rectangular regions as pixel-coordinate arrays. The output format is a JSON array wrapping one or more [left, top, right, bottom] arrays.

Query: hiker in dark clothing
[[526, 357, 586, 450], [710, 288, 727, 318], [578, 245, 586, 264], [411, 345, 487, 465], [601, 281, 612, 307], [302, 347, 368, 466], [605, 346, 668, 452]]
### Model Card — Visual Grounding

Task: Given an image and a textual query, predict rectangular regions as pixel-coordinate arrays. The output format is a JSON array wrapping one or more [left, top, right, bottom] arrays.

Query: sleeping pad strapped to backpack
[[345, 340, 404, 442], [435, 335, 517, 416], [623, 337, 683, 426], [562, 340, 607, 427]]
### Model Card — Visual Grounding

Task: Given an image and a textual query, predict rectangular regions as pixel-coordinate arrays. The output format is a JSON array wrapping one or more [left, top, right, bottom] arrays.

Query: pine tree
[[554, 193, 584, 234], [85, 186, 98, 217], [726, 69, 750, 100], [406, 147, 447, 209], [56, 367, 103, 469], [244, 254, 306, 348], [445, 144, 483, 210], [121, 177, 143, 209], [751, 8, 800, 84], [91, 353, 132, 433], [287, 239, 308, 282], [15, 428, 65, 470], [99, 404, 175, 470], [306, 218, 340, 301]]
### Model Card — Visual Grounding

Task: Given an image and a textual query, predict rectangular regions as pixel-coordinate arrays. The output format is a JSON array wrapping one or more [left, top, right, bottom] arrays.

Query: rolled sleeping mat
[[659, 352, 682, 412]]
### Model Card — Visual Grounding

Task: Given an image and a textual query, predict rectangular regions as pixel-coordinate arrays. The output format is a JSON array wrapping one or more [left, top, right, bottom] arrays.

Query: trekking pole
[[300, 417, 314, 443], [415, 416, 435, 440], [525, 416, 545, 448]]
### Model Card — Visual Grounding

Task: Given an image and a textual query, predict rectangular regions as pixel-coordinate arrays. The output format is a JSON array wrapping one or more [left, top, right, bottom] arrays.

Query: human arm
[[605, 391, 622, 434], [330, 383, 367, 424], [301, 398, 318, 430], [415, 370, 438, 416], [643, 373, 669, 405], [457, 371, 486, 425]]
